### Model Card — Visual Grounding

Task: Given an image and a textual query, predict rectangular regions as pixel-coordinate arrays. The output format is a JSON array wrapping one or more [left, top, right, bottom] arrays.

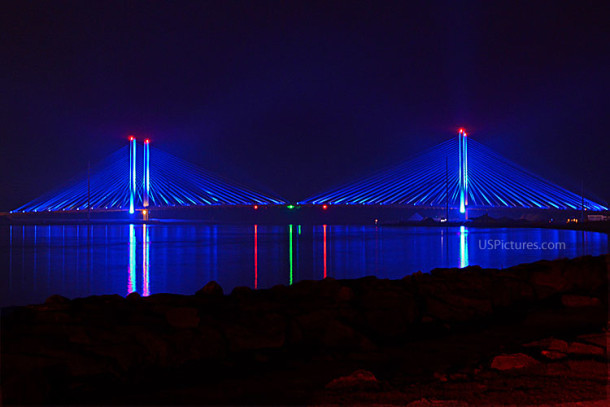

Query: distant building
[[587, 214, 609, 222], [408, 212, 424, 222]]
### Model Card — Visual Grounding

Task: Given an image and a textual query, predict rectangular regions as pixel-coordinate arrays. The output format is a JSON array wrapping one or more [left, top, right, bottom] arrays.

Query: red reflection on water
[[254, 224, 258, 289], [127, 224, 136, 295], [143, 225, 150, 296], [323, 224, 327, 278]]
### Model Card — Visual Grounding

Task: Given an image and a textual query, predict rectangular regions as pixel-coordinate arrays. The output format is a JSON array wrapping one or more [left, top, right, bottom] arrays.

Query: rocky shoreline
[[2, 255, 608, 405]]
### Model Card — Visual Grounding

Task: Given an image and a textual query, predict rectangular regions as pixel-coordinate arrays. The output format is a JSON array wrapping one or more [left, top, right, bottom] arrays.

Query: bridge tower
[[129, 136, 137, 214], [143, 139, 150, 208], [458, 128, 468, 218], [143, 139, 150, 220]]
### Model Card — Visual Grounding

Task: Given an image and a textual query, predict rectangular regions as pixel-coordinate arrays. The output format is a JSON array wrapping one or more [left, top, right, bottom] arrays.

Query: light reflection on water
[[460, 225, 469, 268], [1, 224, 608, 307]]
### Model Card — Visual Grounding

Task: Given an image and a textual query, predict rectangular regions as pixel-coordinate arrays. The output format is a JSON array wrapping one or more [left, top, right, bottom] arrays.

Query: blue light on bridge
[[129, 137, 136, 214], [299, 130, 607, 212], [13, 138, 285, 213], [10, 130, 608, 214]]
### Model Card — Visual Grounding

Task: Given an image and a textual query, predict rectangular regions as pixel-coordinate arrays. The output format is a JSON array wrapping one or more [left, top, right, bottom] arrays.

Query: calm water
[[0, 224, 608, 307]]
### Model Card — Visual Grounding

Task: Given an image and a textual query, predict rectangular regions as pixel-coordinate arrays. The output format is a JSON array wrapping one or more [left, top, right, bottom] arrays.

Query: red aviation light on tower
[[458, 128, 465, 134], [129, 135, 135, 141], [144, 139, 150, 144], [464, 132, 468, 137]]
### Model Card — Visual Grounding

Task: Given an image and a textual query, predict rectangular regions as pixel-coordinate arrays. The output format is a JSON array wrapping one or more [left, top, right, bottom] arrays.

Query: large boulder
[[561, 295, 601, 308], [490, 275, 536, 308], [325, 369, 380, 391], [196, 281, 224, 297], [164, 307, 200, 329], [528, 261, 571, 298], [491, 353, 540, 370], [222, 312, 286, 352], [567, 342, 605, 357]]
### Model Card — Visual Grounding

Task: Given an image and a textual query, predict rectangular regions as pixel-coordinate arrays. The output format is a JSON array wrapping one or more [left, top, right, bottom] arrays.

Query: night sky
[[1, 1, 609, 211]]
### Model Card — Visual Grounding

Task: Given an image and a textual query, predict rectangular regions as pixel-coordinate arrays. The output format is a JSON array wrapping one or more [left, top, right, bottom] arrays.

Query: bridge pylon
[[458, 128, 468, 219], [129, 136, 136, 214], [143, 139, 150, 208]]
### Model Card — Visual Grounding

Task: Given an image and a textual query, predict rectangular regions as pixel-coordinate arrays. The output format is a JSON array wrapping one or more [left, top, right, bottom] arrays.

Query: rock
[[529, 262, 571, 298], [433, 371, 448, 382], [576, 332, 608, 348], [567, 342, 605, 357], [102, 294, 125, 303], [566, 360, 608, 380], [359, 286, 419, 336], [291, 278, 342, 299], [541, 350, 566, 360], [67, 326, 91, 344], [126, 291, 141, 301], [325, 369, 380, 391], [561, 295, 601, 308], [322, 319, 363, 349], [406, 399, 468, 407], [222, 313, 286, 351], [523, 337, 554, 348], [448, 372, 469, 381], [146, 293, 189, 305], [491, 276, 535, 307], [129, 328, 171, 366], [364, 308, 408, 337], [169, 327, 226, 364], [165, 307, 200, 329], [45, 294, 70, 305], [270, 284, 287, 292], [1, 354, 58, 404], [540, 361, 571, 377], [547, 338, 569, 353], [490, 353, 540, 370], [196, 281, 224, 297], [231, 286, 253, 298], [3, 255, 608, 406], [86, 342, 147, 372], [563, 256, 607, 291], [424, 293, 492, 322], [33, 311, 75, 324], [336, 286, 354, 302], [361, 287, 419, 324], [530, 338, 569, 360], [294, 309, 335, 342]]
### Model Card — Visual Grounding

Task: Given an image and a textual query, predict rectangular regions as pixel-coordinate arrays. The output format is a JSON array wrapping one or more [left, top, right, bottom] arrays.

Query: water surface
[[1, 224, 607, 307]]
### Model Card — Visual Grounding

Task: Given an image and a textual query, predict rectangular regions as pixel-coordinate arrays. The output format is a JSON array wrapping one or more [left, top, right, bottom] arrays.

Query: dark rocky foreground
[[2, 256, 608, 406]]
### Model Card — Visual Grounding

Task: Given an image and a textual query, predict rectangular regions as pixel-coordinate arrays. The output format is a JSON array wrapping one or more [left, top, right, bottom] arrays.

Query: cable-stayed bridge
[[11, 130, 608, 215], [13, 137, 285, 214], [299, 129, 607, 212]]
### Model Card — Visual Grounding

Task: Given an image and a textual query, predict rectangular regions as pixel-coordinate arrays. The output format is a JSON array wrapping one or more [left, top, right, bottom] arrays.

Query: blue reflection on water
[[460, 226, 469, 268], [0, 224, 607, 307]]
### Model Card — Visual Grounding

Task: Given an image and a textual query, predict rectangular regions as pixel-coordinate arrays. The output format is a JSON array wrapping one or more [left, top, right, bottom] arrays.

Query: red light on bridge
[[458, 128, 465, 134], [322, 204, 328, 210], [253, 205, 259, 210], [464, 132, 468, 137], [145, 139, 150, 144], [129, 135, 135, 141]]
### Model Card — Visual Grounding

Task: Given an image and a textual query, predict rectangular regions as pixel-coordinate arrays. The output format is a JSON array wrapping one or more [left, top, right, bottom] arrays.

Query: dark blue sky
[[1, 0, 609, 210]]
